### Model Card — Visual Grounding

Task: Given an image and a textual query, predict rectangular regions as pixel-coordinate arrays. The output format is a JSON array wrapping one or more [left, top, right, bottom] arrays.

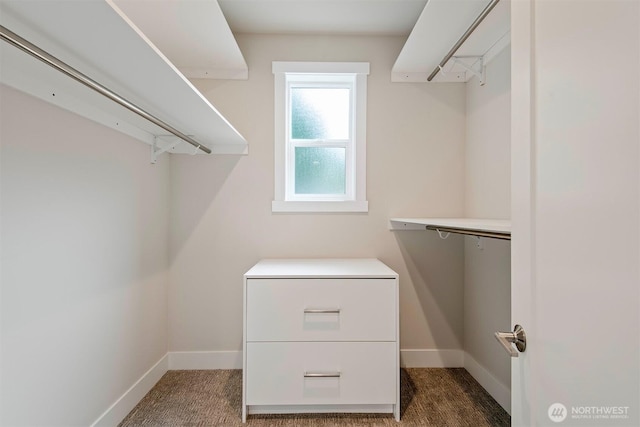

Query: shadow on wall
[[393, 230, 465, 349], [169, 154, 242, 263]]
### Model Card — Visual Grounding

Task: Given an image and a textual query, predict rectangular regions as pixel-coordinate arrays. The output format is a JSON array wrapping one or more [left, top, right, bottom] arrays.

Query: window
[[272, 62, 369, 212]]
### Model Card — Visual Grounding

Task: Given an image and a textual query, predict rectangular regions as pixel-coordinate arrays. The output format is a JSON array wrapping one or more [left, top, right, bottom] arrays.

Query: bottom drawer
[[245, 341, 397, 406]]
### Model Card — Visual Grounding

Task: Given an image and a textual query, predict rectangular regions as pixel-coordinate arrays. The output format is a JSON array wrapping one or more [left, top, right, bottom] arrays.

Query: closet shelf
[[0, 0, 247, 157], [389, 218, 511, 240], [112, 0, 248, 80], [392, 0, 510, 83]]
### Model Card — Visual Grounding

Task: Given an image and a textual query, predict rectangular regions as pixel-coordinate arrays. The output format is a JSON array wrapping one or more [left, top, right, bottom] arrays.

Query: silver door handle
[[304, 371, 341, 378], [494, 324, 526, 357], [303, 308, 341, 314]]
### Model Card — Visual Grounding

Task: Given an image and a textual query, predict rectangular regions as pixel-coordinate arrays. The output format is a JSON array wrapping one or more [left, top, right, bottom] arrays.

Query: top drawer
[[245, 278, 396, 342]]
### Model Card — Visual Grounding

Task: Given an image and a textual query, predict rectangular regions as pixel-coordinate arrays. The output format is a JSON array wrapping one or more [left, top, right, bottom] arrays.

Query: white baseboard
[[168, 350, 243, 370], [91, 354, 168, 427], [400, 349, 464, 368], [463, 352, 511, 414]]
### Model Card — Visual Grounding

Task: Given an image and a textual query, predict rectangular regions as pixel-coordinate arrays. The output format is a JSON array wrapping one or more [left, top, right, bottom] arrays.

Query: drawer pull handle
[[303, 309, 341, 314], [304, 371, 341, 378]]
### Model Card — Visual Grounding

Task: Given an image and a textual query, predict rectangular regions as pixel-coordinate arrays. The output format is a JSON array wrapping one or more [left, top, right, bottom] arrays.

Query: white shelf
[[390, 218, 511, 240], [0, 0, 247, 155], [392, 0, 510, 83], [112, 0, 248, 80]]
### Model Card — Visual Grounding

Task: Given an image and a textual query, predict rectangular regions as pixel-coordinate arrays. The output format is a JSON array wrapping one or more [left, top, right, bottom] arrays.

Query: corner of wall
[[91, 355, 169, 427]]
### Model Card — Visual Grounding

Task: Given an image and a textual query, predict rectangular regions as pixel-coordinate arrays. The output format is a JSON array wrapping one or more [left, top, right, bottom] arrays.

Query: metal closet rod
[[427, 0, 501, 82], [425, 225, 511, 240], [0, 24, 212, 155]]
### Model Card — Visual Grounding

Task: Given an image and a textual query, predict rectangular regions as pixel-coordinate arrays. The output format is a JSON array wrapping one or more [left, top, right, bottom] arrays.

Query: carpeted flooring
[[119, 368, 510, 426]]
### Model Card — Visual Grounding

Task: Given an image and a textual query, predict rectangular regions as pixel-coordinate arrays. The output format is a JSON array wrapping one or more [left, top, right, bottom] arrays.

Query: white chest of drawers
[[242, 259, 399, 422]]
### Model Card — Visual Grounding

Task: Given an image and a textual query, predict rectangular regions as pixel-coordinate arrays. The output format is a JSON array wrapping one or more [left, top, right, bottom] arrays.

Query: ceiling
[[217, 0, 429, 36]]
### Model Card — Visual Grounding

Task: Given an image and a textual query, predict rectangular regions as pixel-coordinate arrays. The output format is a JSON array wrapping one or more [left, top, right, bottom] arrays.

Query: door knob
[[494, 324, 526, 357]]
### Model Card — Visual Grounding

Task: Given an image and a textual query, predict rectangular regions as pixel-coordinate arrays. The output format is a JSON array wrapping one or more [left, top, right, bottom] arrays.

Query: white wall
[[0, 85, 170, 426], [169, 34, 468, 359], [463, 47, 512, 412]]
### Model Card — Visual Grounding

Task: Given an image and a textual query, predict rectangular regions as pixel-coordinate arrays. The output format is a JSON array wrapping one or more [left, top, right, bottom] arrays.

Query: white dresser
[[242, 259, 399, 422]]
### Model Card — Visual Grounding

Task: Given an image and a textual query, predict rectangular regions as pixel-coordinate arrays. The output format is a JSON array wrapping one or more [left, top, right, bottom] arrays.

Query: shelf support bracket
[[452, 56, 486, 85], [151, 135, 200, 164], [151, 137, 169, 164]]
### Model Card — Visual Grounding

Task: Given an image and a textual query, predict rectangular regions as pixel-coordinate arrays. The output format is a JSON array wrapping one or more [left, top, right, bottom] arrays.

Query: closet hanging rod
[[427, 0, 501, 82], [0, 24, 212, 155], [426, 225, 511, 240]]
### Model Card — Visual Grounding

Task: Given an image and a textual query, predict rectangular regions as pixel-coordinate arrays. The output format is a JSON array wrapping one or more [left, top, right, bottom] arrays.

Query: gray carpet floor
[[119, 368, 510, 426]]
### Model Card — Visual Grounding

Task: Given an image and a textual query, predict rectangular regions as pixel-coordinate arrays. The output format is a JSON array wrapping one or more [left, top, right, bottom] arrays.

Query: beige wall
[[0, 85, 170, 426], [463, 47, 512, 410], [465, 49, 511, 218], [169, 34, 467, 354]]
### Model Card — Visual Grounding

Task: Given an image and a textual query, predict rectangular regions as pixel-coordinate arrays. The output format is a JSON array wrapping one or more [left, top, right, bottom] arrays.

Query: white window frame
[[272, 62, 369, 213]]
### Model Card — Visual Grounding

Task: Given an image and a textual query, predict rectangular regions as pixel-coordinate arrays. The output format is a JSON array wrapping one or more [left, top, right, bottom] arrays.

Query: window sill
[[272, 200, 369, 213]]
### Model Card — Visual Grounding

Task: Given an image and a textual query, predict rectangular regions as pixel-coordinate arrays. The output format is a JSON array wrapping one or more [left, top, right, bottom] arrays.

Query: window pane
[[295, 147, 346, 195], [291, 88, 350, 140]]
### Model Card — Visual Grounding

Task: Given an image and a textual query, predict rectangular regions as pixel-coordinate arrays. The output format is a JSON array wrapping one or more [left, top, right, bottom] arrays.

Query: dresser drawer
[[245, 341, 397, 406], [246, 278, 396, 342]]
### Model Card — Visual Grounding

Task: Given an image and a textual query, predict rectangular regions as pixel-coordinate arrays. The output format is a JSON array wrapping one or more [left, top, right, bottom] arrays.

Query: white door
[[509, 1, 639, 425]]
